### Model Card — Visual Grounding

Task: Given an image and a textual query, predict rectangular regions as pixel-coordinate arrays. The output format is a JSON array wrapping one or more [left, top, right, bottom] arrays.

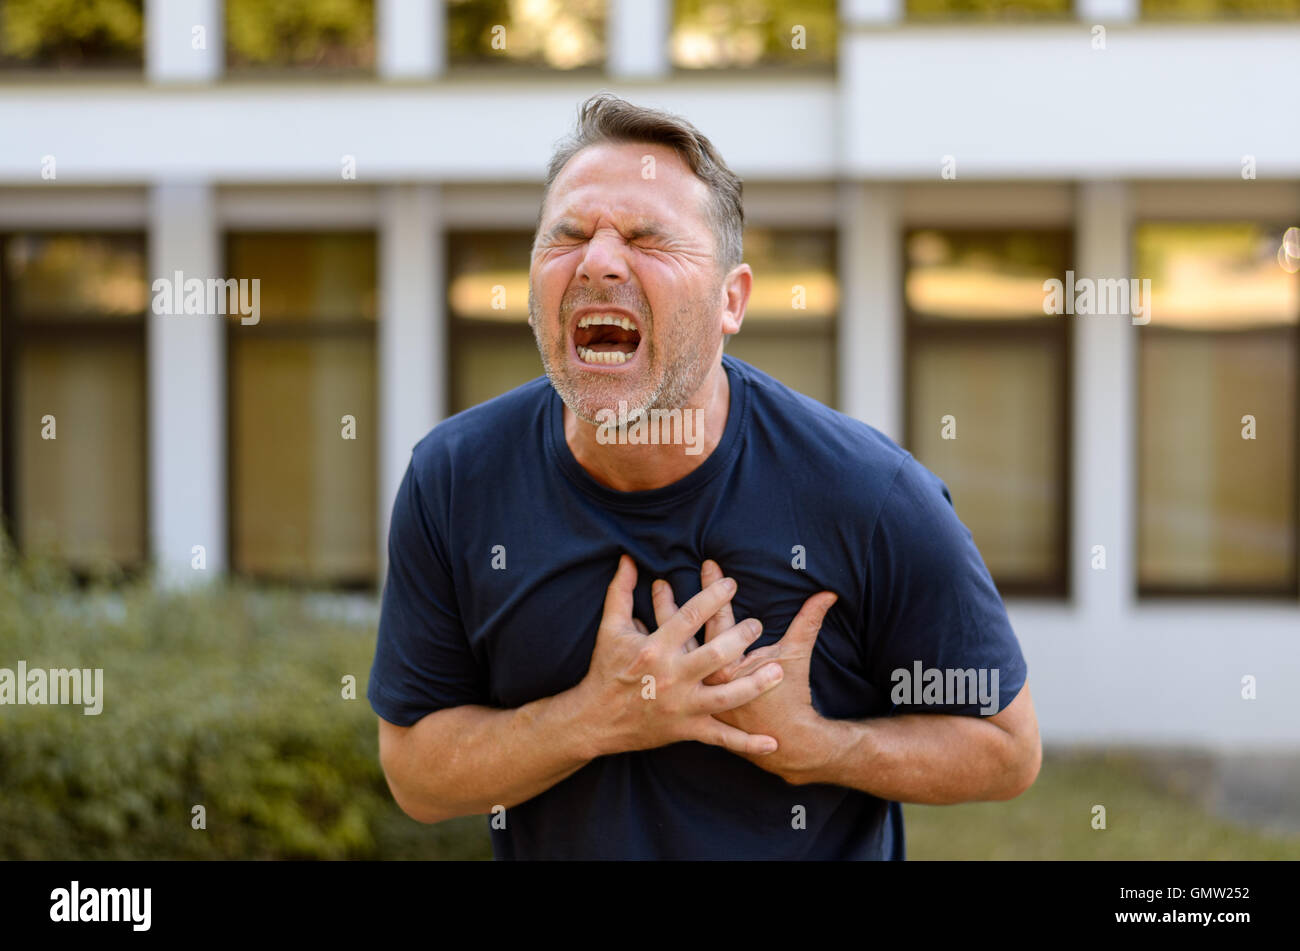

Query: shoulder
[[729, 356, 914, 504]]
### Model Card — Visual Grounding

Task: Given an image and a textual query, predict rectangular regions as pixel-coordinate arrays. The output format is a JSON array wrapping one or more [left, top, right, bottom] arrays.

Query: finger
[[653, 575, 737, 653], [704, 642, 783, 686], [651, 578, 678, 629], [679, 617, 762, 682], [699, 559, 735, 643], [693, 718, 778, 757], [597, 555, 637, 634], [696, 662, 784, 714], [783, 591, 838, 654]]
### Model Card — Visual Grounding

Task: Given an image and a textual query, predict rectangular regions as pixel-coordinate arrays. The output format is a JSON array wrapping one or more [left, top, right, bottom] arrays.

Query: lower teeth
[[577, 346, 630, 365]]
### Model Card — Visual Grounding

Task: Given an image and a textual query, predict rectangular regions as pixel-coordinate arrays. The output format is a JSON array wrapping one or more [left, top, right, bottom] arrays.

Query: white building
[[0, 0, 1297, 751]]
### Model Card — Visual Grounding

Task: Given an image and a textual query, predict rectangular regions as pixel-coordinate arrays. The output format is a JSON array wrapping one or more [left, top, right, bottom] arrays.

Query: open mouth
[[573, 313, 642, 366]]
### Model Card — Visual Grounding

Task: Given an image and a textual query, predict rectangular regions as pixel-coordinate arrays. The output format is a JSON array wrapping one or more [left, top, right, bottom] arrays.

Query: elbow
[[994, 734, 1042, 801], [382, 768, 456, 825]]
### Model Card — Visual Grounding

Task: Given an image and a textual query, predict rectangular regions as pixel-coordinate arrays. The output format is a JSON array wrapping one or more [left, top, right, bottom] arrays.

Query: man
[[368, 93, 1040, 860]]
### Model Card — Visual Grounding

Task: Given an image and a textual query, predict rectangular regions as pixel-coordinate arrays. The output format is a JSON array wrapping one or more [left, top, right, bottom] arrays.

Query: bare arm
[[797, 683, 1042, 803]]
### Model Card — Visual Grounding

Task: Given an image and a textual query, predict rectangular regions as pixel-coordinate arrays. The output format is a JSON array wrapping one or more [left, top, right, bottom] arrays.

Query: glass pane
[[672, 0, 836, 69], [231, 336, 377, 583], [7, 234, 147, 319], [906, 229, 1071, 321], [16, 338, 146, 568], [1135, 223, 1299, 330], [227, 233, 376, 323], [452, 332, 544, 413], [448, 0, 605, 69], [908, 340, 1064, 586], [743, 228, 838, 323], [225, 0, 375, 71], [906, 0, 1073, 19], [449, 232, 533, 323], [1142, 0, 1300, 18], [1139, 331, 1297, 590], [0, 0, 143, 70], [727, 333, 834, 406]]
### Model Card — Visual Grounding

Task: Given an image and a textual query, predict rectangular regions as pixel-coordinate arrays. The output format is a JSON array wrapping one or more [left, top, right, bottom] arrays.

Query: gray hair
[[538, 93, 744, 275]]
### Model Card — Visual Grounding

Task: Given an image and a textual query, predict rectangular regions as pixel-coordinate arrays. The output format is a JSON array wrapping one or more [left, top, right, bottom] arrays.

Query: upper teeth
[[578, 314, 636, 331]]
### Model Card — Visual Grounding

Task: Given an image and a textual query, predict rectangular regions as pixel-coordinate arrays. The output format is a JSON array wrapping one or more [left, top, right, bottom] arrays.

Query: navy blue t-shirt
[[368, 355, 1027, 860]]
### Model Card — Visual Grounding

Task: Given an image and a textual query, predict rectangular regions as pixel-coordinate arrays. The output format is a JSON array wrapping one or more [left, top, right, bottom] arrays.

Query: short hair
[[538, 93, 744, 275]]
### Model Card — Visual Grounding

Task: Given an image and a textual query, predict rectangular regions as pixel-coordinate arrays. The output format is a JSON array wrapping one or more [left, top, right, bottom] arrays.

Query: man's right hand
[[574, 554, 785, 758]]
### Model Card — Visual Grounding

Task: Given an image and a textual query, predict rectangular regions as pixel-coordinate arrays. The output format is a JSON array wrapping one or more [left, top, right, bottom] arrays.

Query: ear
[[719, 262, 752, 337]]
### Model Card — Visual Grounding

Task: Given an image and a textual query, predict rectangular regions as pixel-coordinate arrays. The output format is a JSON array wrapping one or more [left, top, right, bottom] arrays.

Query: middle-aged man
[[369, 93, 1041, 860]]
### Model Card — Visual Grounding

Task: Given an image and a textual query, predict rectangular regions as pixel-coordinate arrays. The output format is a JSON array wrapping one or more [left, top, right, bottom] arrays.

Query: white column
[[841, 0, 904, 25], [146, 0, 221, 83], [1076, 0, 1139, 22], [609, 0, 670, 80], [378, 0, 444, 80], [1074, 181, 1134, 614], [378, 185, 444, 580], [148, 183, 225, 585], [838, 182, 901, 440]]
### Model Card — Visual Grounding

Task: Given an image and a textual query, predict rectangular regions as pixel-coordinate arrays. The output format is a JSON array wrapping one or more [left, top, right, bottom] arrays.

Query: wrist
[[557, 676, 615, 761], [792, 715, 872, 787]]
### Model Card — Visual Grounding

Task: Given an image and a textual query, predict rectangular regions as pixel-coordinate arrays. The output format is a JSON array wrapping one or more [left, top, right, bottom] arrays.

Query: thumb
[[785, 591, 838, 654], [598, 554, 638, 633]]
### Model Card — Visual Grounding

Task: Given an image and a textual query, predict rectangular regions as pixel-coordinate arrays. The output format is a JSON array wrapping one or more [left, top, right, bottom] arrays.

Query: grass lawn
[[904, 748, 1300, 860]]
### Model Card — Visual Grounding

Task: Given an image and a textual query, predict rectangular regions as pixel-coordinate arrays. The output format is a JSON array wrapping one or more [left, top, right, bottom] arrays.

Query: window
[[905, 0, 1072, 19], [0, 0, 143, 71], [1141, 0, 1300, 18], [1136, 223, 1299, 596], [0, 233, 148, 576], [672, 0, 836, 70], [727, 228, 837, 407], [447, 0, 605, 70], [225, 0, 375, 73], [904, 229, 1072, 596], [446, 227, 838, 413], [226, 233, 377, 586]]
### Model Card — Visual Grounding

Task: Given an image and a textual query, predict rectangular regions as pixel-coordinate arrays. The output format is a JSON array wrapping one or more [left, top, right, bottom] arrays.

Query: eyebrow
[[542, 218, 670, 243]]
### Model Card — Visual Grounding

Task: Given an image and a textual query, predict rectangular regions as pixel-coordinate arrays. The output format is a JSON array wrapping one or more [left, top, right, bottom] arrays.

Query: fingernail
[[759, 739, 777, 755], [722, 577, 736, 592], [747, 619, 762, 640]]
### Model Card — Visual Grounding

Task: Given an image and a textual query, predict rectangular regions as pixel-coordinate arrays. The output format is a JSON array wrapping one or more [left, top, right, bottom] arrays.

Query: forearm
[[380, 683, 601, 823], [803, 713, 1037, 804]]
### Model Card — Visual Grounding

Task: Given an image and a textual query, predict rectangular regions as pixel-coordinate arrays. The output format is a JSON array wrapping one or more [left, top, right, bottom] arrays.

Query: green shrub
[[0, 542, 489, 860]]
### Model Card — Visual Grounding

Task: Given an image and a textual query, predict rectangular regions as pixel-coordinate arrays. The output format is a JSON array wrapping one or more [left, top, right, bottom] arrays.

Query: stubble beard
[[530, 283, 720, 426]]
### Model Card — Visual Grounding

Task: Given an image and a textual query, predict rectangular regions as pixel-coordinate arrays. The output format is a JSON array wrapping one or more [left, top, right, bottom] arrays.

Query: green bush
[[0, 542, 489, 860]]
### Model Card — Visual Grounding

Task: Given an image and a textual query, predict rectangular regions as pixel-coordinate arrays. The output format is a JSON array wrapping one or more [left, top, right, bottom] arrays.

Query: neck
[[563, 361, 731, 492]]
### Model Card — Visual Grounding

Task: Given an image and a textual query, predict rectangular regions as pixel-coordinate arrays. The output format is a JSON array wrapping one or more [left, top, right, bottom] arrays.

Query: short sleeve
[[862, 456, 1028, 718], [367, 456, 488, 726]]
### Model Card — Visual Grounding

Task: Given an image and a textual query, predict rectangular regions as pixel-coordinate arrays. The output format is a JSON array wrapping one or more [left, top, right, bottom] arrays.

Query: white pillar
[[379, 185, 444, 581], [1076, 0, 1139, 22], [609, 0, 670, 80], [148, 183, 225, 585], [378, 0, 444, 80], [1074, 181, 1134, 614], [146, 0, 221, 83], [838, 182, 901, 440], [841, 0, 904, 25]]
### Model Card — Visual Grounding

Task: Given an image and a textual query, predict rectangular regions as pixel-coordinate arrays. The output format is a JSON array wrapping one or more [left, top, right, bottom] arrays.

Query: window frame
[[0, 229, 151, 581], [222, 229, 380, 591], [1131, 218, 1300, 600]]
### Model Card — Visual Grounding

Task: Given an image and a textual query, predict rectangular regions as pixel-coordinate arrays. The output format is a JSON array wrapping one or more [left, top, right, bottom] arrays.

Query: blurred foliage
[[672, 0, 836, 68], [226, 0, 374, 72], [447, 0, 605, 69], [906, 0, 1072, 19], [1143, 0, 1300, 16], [0, 537, 489, 859], [0, 0, 142, 68]]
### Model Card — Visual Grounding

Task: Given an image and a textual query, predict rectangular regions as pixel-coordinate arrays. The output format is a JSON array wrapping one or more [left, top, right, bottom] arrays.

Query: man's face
[[529, 141, 730, 425]]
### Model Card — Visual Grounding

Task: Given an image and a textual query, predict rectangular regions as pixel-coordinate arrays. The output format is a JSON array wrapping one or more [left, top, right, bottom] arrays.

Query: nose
[[575, 229, 630, 286]]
